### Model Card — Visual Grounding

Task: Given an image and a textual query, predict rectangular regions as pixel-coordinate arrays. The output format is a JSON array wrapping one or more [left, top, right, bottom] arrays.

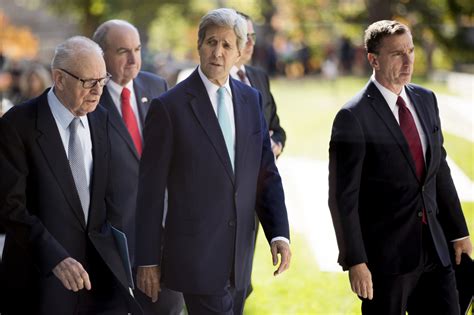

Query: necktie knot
[[397, 96, 407, 109], [69, 117, 80, 133], [121, 87, 131, 100], [237, 69, 246, 83]]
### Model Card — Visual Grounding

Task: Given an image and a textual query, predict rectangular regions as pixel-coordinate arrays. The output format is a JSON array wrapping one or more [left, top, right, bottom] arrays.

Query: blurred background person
[[17, 62, 52, 104]]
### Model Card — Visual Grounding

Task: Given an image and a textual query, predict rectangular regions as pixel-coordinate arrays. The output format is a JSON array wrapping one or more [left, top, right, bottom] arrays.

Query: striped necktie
[[68, 117, 90, 223]]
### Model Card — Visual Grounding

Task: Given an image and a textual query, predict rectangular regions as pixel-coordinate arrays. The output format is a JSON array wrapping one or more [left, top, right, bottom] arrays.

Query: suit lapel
[[231, 78, 250, 180], [244, 66, 256, 87], [366, 82, 419, 180], [87, 110, 106, 227], [133, 78, 151, 124], [35, 92, 87, 227], [101, 87, 140, 160], [186, 71, 234, 182]]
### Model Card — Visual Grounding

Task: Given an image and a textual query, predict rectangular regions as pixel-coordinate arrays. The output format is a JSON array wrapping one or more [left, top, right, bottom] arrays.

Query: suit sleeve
[[429, 92, 470, 240], [0, 118, 69, 275], [262, 73, 286, 149], [255, 93, 290, 243], [328, 108, 368, 270], [135, 98, 173, 266]]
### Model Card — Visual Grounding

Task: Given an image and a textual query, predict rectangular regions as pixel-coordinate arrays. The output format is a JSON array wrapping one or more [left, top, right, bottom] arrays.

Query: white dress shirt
[[371, 76, 427, 160], [47, 88, 93, 188], [230, 65, 251, 86], [106, 79, 143, 137]]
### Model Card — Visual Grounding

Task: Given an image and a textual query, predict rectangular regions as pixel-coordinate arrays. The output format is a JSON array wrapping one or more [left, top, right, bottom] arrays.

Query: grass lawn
[[244, 76, 473, 314]]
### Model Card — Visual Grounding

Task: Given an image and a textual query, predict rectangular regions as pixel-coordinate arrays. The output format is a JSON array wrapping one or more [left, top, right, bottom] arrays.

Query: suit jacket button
[[417, 211, 423, 217], [228, 220, 236, 227]]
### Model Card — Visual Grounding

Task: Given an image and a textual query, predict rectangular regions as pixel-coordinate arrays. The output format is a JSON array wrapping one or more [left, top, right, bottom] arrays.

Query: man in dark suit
[[230, 12, 287, 301], [0, 36, 140, 314], [135, 8, 291, 315], [329, 20, 472, 314], [92, 19, 184, 315], [231, 12, 286, 158]]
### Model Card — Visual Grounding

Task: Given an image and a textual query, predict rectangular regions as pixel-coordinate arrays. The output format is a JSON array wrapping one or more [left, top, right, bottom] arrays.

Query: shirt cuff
[[271, 236, 290, 244], [451, 236, 469, 242]]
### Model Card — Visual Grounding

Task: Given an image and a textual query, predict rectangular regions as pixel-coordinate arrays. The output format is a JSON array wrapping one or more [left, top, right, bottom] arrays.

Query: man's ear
[[367, 53, 378, 70], [51, 69, 65, 91]]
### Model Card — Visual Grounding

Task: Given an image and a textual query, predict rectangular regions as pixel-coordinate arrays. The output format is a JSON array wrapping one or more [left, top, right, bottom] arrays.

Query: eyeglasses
[[59, 68, 111, 89], [247, 33, 257, 43]]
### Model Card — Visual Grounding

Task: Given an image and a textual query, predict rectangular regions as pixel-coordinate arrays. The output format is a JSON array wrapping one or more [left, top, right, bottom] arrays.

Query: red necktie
[[397, 96, 426, 224], [237, 69, 249, 85], [121, 87, 142, 156]]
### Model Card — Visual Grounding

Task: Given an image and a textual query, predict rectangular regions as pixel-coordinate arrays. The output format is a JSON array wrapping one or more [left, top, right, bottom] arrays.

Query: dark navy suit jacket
[[329, 81, 469, 274], [244, 65, 286, 148], [0, 90, 140, 314], [136, 69, 290, 294], [100, 71, 168, 267]]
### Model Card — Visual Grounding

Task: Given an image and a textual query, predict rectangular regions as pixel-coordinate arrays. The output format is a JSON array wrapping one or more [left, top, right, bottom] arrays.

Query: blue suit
[[100, 71, 184, 314], [136, 69, 290, 295]]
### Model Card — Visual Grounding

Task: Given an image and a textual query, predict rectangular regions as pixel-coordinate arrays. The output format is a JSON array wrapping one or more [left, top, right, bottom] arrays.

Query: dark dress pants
[[183, 282, 247, 315], [361, 225, 460, 315], [135, 284, 185, 315]]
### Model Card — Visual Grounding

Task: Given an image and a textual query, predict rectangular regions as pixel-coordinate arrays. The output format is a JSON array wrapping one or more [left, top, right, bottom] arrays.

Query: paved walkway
[[279, 91, 474, 272]]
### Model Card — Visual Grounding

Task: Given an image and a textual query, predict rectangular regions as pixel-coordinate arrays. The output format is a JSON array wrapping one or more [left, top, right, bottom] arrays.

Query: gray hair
[[198, 8, 247, 51], [51, 36, 103, 70], [364, 20, 411, 54], [92, 19, 139, 51]]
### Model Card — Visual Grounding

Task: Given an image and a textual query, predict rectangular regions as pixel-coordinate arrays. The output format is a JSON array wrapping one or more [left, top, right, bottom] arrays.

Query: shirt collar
[[198, 65, 232, 98], [371, 75, 409, 111], [47, 87, 88, 129], [230, 65, 245, 79], [107, 78, 134, 97]]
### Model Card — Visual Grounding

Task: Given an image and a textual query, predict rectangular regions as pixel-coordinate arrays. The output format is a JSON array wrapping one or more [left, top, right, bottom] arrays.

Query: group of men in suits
[[329, 20, 472, 314], [0, 8, 290, 315], [1, 7, 471, 315]]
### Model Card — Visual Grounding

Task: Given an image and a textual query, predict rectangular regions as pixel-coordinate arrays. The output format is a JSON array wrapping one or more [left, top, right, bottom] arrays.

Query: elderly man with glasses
[[0, 36, 141, 314]]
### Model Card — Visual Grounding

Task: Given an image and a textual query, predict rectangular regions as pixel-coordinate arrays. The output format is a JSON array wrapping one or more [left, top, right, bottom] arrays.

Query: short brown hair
[[364, 20, 411, 54]]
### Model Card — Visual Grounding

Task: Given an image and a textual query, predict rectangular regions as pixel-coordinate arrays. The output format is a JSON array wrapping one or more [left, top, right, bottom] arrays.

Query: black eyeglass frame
[[59, 68, 111, 89], [247, 33, 257, 43]]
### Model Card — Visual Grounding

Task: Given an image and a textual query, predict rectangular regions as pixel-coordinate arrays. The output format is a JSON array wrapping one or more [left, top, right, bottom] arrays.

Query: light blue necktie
[[217, 87, 234, 170], [68, 117, 90, 223]]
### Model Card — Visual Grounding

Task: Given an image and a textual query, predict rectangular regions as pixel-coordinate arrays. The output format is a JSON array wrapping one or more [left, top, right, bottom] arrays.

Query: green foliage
[[244, 232, 360, 314], [443, 133, 474, 181]]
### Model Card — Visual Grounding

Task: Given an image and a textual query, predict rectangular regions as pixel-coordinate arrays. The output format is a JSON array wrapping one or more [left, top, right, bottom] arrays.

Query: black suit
[[329, 81, 469, 314], [0, 90, 141, 314], [100, 71, 184, 314], [244, 65, 286, 148], [136, 69, 290, 312]]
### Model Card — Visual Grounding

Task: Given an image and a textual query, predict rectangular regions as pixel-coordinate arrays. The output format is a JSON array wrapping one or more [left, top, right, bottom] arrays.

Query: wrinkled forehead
[[70, 51, 106, 78]]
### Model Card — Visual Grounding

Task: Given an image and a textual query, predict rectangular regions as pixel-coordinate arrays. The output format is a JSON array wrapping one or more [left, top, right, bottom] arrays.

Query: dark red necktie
[[397, 96, 426, 224], [121, 87, 142, 156], [237, 69, 249, 85]]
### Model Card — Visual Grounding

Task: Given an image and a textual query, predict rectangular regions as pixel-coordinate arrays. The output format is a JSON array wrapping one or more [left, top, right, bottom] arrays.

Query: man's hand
[[269, 130, 282, 157], [349, 263, 373, 300], [52, 257, 91, 292], [453, 237, 473, 264], [271, 240, 291, 276], [137, 266, 161, 302]]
